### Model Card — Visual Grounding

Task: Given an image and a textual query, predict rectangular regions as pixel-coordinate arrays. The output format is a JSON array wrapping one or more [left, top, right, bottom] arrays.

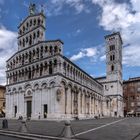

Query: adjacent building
[[123, 77, 140, 116], [5, 4, 124, 120], [0, 85, 5, 117]]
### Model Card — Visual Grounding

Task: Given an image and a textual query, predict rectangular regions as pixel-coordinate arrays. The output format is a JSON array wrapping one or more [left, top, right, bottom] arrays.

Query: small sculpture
[[29, 3, 36, 15], [56, 88, 62, 101]]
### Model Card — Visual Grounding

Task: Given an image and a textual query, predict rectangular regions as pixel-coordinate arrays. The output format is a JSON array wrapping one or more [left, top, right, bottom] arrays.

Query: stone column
[[65, 87, 68, 114], [78, 91, 81, 116], [66, 87, 71, 116], [71, 92, 73, 114], [82, 93, 85, 114], [89, 95, 91, 115], [32, 89, 35, 118], [81, 93, 82, 114], [91, 96, 93, 115], [85, 95, 86, 115], [59, 61, 63, 74], [93, 95, 96, 116], [71, 90, 74, 115]]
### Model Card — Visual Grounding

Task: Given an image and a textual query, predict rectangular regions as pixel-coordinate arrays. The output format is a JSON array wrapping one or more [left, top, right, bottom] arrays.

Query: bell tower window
[[110, 55, 112, 61], [113, 54, 115, 60], [111, 65, 114, 71], [109, 45, 115, 51]]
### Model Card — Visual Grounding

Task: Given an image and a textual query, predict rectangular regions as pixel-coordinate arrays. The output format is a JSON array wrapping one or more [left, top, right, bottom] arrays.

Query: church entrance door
[[14, 105, 17, 117], [44, 104, 48, 118], [27, 101, 32, 118]]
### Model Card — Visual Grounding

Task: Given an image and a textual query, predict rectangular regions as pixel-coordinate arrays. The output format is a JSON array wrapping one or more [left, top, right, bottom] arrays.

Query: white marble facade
[[6, 4, 123, 120], [6, 75, 103, 119]]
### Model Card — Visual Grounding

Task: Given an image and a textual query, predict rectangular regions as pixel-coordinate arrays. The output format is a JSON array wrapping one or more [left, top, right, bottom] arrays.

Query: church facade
[[5, 4, 123, 119]]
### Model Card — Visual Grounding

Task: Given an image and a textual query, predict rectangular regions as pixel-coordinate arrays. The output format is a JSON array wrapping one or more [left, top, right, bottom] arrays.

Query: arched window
[[22, 54, 24, 64], [29, 51, 32, 62], [19, 29, 22, 35], [23, 38, 25, 47], [113, 54, 115, 60], [109, 45, 115, 51], [54, 59, 57, 65], [33, 32, 36, 39], [111, 65, 114, 71], [32, 66, 35, 78], [113, 45, 115, 50], [49, 61, 53, 74], [22, 69, 24, 77], [37, 30, 40, 37], [40, 63, 43, 76], [44, 62, 47, 71], [36, 48, 39, 58], [110, 55, 112, 61], [40, 46, 43, 58], [30, 20, 32, 26], [34, 19, 36, 25], [36, 65, 39, 73], [29, 35, 32, 45], [63, 62, 66, 70], [19, 40, 21, 46], [59, 48, 61, 53], [26, 22, 29, 28], [45, 46, 48, 53], [54, 46, 58, 53], [28, 67, 31, 79], [19, 55, 21, 63], [50, 46, 53, 55], [23, 26, 25, 32], [26, 37, 28, 43], [38, 18, 41, 25], [33, 50, 35, 58], [25, 52, 28, 60]]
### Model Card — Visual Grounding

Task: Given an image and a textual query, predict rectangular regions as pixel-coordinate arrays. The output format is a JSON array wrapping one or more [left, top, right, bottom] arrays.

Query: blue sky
[[0, 0, 140, 85]]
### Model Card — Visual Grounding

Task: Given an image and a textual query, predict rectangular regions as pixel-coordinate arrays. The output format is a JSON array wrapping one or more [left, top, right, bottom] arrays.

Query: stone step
[[0, 130, 74, 140]]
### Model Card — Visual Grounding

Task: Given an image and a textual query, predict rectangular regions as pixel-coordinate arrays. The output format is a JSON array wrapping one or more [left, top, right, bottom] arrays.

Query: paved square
[[0, 117, 140, 140]]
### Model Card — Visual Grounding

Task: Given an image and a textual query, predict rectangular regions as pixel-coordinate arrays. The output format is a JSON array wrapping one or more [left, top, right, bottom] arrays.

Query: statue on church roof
[[41, 4, 44, 14], [29, 3, 36, 15]]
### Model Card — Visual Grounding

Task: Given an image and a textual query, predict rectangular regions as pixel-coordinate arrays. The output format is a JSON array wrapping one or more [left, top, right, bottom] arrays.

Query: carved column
[[71, 91, 74, 114], [78, 90, 81, 115], [94, 96, 95, 115], [89, 95, 91, 115], [65, 87, 68, 114]]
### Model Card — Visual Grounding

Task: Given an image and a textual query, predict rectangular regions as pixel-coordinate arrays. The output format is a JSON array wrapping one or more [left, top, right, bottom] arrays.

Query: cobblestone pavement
[[0, 117, 140, 140], [0, 135, 25, 140]]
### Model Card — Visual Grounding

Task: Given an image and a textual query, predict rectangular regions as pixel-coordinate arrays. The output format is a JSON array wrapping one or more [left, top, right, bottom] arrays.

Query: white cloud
[[45, 0, 89, 16], [100, 55, 106, 61], [84, 48, 97, 57], [123, 45, 140, 66], [70, 52, 85, 61], [76, 29, 81, 34], [92, 0, 140, 67], [70, 47, 98, 61], [0, 26, 17, 85], [23, 1, 29, 8], [66, 0, 85, 14]]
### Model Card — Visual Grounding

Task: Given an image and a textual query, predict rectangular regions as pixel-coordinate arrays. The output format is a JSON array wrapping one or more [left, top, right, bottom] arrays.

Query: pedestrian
[[38, 112, 40, 119]]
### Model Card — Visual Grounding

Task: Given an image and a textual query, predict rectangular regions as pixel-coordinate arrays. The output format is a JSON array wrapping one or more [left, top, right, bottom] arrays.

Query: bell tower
[[105, 32, 122, 83], [104, 32, 123, 117], [18, 3, 46, 51]]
